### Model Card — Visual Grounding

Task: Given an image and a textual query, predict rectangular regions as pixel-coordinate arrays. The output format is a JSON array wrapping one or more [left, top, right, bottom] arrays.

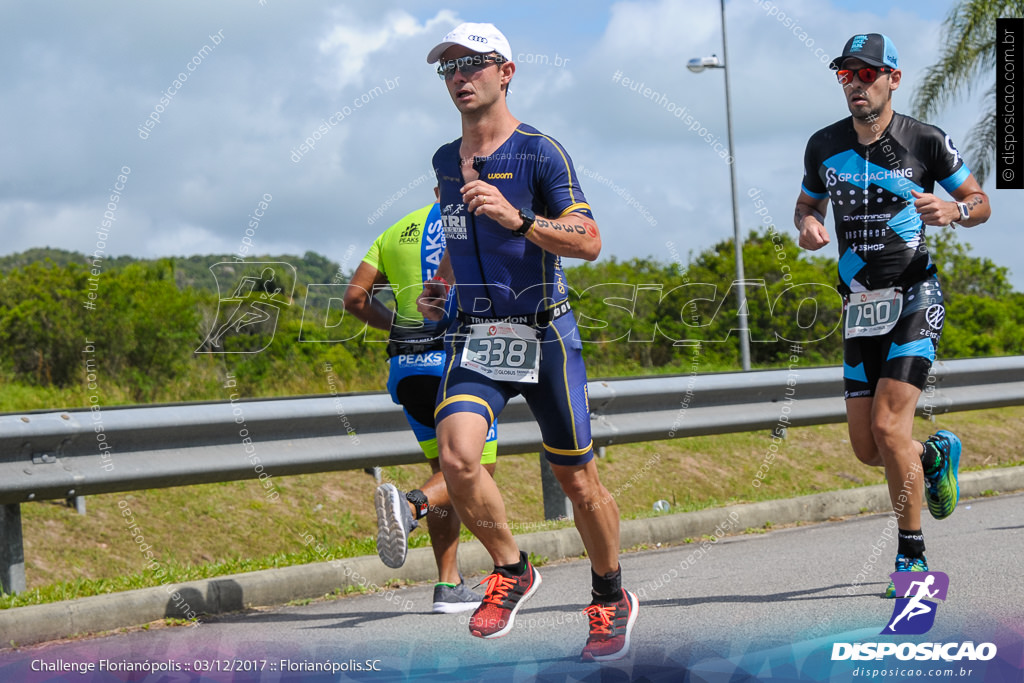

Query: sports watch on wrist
[[515, 207, 536, 236], [956, 202, 970, 221]]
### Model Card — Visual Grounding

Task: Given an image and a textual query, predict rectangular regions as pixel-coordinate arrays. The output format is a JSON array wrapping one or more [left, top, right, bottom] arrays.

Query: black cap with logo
[[829, 33, 899, 71]]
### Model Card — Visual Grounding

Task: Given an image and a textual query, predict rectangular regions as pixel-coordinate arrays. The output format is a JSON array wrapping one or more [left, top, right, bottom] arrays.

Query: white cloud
[[0, 202, 96, 255], [0, 0, 1019, 289], [601, 0, 719, 56], [317, 8, 459, 90]]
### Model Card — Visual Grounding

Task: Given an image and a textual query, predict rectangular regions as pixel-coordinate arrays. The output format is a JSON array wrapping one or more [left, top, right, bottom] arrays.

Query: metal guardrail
[[3, 356, 1024, 593]]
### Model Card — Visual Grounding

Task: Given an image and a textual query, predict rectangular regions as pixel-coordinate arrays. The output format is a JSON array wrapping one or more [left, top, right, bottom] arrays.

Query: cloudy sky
[[3, 0, 1020, 287]]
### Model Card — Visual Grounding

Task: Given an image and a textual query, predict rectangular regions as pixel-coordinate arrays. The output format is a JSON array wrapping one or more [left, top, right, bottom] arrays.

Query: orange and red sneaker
[[468, 561, 541, 639], [580, 589, 639, 662]]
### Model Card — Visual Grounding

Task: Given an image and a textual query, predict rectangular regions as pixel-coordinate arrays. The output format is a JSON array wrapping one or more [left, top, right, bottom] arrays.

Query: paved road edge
[[3, 465, 1022, 648]]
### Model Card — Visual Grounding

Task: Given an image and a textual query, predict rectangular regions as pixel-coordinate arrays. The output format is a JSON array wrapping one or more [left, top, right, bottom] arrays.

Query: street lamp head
[[687, 55, 722, 73]]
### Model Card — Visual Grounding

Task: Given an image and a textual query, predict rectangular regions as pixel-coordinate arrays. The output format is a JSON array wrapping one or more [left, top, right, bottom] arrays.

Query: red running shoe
[[580, 590, 639, 662], [468, 561, 541, 639]]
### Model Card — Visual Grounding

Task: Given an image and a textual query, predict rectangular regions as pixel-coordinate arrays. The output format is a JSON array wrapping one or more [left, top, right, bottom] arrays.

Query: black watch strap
[[515, 208, 535, 236]]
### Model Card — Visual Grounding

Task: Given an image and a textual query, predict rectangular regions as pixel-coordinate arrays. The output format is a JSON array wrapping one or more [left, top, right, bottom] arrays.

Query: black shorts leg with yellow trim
[[842, 278, 945, 399], [435, 311, 594, 466]]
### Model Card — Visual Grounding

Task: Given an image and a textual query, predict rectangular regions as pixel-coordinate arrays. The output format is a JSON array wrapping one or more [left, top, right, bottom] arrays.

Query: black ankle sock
[[497, 550, 528, 576], [405, 489, 429, 519], [920, 440, 942, 476], [591, 566, 624, 603], [897, 529, 926, 559]]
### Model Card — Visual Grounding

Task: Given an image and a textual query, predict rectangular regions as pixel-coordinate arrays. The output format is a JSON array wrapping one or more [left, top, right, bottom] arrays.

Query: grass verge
[[3, 406, 1022, 610]]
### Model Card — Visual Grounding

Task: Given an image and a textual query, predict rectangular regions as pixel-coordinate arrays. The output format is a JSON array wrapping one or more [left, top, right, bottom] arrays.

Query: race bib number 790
[[845, 287, 903, 339]]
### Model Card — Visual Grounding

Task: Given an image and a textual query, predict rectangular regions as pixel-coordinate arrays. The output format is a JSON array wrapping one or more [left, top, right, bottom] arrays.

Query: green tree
[[0, 260, 201, 398], [927, 228, 1012, 299], [0, 261, 90, 385], [940, 292, 1024, 357], [912, 0, 1024, 185], [686, 230, 844, 367], [926, 228, 1024, 358], [93, 260, 201, 399], [0, 248, 87, 273], [565, 256, 722, 373], [564, 231, 845, 373]]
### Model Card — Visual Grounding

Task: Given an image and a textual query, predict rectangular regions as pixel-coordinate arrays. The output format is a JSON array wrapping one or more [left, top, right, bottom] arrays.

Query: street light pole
[[719, 0, 751, 372], [687, 0, 751, 371]]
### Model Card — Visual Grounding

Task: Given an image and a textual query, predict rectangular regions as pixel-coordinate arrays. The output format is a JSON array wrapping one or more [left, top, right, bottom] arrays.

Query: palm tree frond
[[963, 92, 998, 187], [911, 0, 1022, 119]]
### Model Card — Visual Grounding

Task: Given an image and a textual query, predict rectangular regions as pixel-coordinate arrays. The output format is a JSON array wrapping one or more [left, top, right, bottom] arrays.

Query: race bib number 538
[[459, 322, 540, 383]]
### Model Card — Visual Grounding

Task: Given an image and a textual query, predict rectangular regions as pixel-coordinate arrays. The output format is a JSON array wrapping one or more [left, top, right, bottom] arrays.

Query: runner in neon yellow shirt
[[343, 196, 497, 613]]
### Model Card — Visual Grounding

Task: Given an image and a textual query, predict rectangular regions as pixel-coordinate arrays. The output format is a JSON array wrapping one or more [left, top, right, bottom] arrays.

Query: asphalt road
[[2, 492, 1022, 682]]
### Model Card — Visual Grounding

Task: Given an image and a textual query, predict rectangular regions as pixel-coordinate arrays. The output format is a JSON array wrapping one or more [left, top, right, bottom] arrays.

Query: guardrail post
[[0, 504, 26, 594], [539, 454, 573, 521], [66, 496, 87, 515]]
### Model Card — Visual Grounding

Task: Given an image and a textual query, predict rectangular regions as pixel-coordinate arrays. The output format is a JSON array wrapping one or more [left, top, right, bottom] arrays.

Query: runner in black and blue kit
[[795, 33, 990, 597], [419, 21, 637, 662], [802, 111, 961, 399]]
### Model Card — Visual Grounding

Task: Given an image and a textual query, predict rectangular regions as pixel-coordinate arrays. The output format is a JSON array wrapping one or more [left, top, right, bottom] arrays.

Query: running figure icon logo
[[881, 571, 949, 635], [196, 262, 295, 354]]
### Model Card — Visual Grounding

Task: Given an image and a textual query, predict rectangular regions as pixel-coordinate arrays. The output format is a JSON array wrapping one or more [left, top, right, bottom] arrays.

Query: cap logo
[[851, 35, 868, 51], [468, 35, 488, 43]]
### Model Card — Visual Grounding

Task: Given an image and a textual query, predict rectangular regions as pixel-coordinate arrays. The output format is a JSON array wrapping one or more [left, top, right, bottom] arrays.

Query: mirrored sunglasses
[[436, 54, 505, 80], [837, 66, 893, 85]]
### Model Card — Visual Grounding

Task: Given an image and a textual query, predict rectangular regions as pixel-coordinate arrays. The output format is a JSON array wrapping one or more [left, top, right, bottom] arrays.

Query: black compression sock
[[497, 550, 528, 576], [897, 529, 926, 559], [406, 489, 429, 519], [592, 566, 624, 604]]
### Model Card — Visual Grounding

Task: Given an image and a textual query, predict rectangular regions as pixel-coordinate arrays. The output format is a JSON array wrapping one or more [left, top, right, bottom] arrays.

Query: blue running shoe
[[884, 554, 929, 599], [923, 430, 961, 520]]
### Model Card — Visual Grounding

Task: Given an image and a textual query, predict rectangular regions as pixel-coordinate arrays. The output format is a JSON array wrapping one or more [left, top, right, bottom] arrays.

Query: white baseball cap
[[426, 22, 512, 64]]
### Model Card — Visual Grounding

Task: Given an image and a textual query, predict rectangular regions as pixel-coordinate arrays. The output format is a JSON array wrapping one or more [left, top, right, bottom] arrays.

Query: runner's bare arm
[[417, 250, 452, 321], [910, 174, 991, 228], [343, 261, 395, 331], [522, 212, 602, 261], [794, 191, 830, 251], [461, 179, 601, 261]]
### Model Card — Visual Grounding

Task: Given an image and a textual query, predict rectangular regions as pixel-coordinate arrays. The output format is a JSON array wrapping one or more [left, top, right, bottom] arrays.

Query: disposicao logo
[[831, 572, 998, 662], [882, 570, 948, 635]]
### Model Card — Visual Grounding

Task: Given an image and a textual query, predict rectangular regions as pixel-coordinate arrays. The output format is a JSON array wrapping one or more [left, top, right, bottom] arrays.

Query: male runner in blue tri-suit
[[417, 22, 637, 662], [794, 33, 990, 597]]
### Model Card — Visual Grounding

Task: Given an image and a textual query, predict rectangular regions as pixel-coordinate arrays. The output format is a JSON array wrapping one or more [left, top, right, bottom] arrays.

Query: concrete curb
[[3, 466, 1022, 647]]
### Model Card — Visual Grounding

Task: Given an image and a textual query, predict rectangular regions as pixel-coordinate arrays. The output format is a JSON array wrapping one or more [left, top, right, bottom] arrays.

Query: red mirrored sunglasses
[[836, 66, 894, 85]]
